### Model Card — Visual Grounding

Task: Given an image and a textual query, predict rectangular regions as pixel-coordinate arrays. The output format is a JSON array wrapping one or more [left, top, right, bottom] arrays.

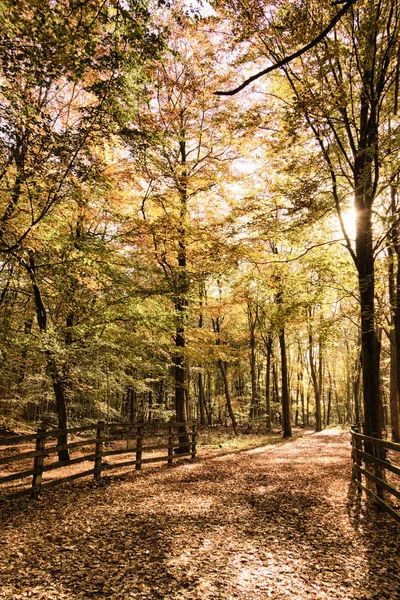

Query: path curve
[[1, 429, 399, 600]]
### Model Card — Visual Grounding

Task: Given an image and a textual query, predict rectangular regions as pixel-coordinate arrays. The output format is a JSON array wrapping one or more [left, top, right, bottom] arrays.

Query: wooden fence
[[0, 421, 197, 502], [350, 425, 400, 523]]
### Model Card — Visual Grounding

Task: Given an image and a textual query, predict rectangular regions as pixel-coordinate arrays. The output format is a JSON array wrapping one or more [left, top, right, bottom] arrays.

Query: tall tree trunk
[[249, 330, 257, 420], [297, 341, 306, 426], [218, 360, 238, 435], [247, 300, 259, 421], [265, 334, 272, 433], [353, 346, 362, 425], [318, 335, 323, 426], [273, 263, 290, 436], [279, 329, 292, 438], [213, 316, 238, 435], [308, 322, 322, 432], [327, 371, 332, 427], [24, 254, 69, 461], [388, 185, 400, 441], [389, 329, 400, 441], [353, 45, 381, 438], [17, 316, 33, 386], [345, 343, 353, 424], [198, 372, 206, 426], [334, 381, 342, 425], [173, 326, 189, 451], [206, 373, 213, 425], [355, 204, 381, 437], [294, 355, 301, 426], [272, 359, 280, 427], [174, 136, 190, 452], [394, 250, 400, 439], [198, 290, 206, 426]]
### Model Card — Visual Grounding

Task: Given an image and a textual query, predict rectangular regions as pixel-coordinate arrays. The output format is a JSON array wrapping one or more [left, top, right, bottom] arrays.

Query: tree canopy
[[0, 0, 399, 446]]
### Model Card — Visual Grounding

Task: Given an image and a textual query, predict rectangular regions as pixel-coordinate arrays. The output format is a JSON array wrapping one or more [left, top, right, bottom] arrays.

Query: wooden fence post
[[191, 423, 197, 460], [32, 427, 46, 499], [127, 425, 134, 451], [94, 421, 104, 482], [168, 425, 173, 467], [136, 424, 143, 470], [353, 426, 362, 493], [372, 432, 384, 503]]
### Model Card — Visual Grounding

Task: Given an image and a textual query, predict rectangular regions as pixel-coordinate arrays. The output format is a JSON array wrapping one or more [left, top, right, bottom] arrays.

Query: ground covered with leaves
[[1, 429, 399, 600]]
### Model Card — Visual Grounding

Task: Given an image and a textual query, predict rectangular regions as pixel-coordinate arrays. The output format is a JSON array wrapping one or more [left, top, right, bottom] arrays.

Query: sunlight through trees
[[1, 0, 400, 446]]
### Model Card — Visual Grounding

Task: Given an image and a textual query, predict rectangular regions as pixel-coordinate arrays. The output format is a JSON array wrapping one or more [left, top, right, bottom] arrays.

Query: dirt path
[[1, 429, 399, 600]]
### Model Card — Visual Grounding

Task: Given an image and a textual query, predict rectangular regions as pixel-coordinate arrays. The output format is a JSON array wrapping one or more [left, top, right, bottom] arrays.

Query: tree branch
[[214, 0, 358, 96]]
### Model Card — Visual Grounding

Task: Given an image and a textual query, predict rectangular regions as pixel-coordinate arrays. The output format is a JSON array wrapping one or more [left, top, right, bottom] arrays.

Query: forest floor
[[1, 428, 399, 600]]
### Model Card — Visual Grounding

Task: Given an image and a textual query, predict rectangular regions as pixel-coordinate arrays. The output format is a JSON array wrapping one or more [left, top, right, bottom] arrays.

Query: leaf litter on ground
[[0, 429, 399, 600]]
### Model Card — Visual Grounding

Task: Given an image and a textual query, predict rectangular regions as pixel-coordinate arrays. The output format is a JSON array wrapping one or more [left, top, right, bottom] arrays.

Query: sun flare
[[338, 207, 356, 241]]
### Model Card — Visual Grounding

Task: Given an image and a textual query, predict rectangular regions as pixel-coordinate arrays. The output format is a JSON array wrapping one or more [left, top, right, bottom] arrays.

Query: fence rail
[[0, 421, 197, 502], [350, 424, 400, 523]]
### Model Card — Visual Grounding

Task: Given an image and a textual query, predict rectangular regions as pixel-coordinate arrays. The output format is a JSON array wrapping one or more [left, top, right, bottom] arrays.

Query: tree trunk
[[272, 361, 280, 408], [390, 329, 400, 441], [198, 371, 206, 426], [213, 315, 237, 435], [206, 373, 213, 425], [306, 387, 310, 426], [279, 329, 292, 438], [248, 302, 259, 421], [198, 293, 206, 426], [25, 255, 70, 461], [294, 355, 301, 426], [218, 359, 238, 435], [308, 324, 322, 432], [335, 384, 342, 425], [388, 186, 400, 441], [298, 341, 306, 426], [327, 372, 332, 427], [173, 328, 189, 452], [319, 336, 324, 426], [265, 334, 272, 433], [174, 137, 190, 453], [353, 348, 362, 425], [17, 317, 33, 386], [353, 50, 381, 438], [249, 328, 258, 420], [355, 204, 381, 437]]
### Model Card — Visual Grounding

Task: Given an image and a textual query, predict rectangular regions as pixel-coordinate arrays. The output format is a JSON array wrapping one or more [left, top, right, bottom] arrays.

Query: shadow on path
[[1, 430, 399, 600]]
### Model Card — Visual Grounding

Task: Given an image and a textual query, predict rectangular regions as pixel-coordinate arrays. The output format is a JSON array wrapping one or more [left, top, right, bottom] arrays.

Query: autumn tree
[[121, 16, 242, 443], [0, 0, 162, 453], [214, 0, 400, 439]]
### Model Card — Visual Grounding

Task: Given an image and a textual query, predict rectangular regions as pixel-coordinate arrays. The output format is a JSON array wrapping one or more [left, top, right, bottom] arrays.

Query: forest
[[2, 2, 400, 600], [1, 0, 400, 444]]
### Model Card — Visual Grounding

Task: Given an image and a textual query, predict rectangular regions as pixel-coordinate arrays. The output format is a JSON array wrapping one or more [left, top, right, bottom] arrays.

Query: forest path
[[1, 429, 400, 600]]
